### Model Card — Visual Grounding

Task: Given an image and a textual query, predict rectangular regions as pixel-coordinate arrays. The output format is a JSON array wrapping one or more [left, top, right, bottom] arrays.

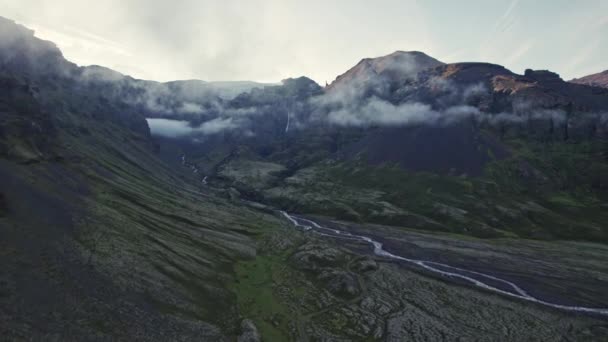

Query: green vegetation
[[2, 16, 608, 340], [211, 136, 608, 243], [226, 222, 608, 341], [0, 69, 288, 339], [233, 255, 294, 341]]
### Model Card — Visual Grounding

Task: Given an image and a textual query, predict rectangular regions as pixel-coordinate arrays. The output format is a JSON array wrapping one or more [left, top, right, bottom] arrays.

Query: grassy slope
[[206, 131, 608, 243], [0, 74, 287, 339]]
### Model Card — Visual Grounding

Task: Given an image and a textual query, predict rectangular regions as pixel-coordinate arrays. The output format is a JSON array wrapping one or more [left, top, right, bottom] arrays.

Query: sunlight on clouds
[[27, 23, 133, 64], [1, 0, 606, 82]]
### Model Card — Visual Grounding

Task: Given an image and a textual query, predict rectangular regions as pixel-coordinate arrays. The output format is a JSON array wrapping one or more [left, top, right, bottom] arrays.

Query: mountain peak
[[328, 50, 444, 91], [281, 76, 323, 96], [390, 50, 434, 57], [0, 16, 75, 77]]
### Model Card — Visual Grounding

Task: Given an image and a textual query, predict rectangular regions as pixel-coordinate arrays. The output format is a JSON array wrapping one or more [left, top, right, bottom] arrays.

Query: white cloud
[[1, 0, 605, 82], [146, 117, 238, 137]]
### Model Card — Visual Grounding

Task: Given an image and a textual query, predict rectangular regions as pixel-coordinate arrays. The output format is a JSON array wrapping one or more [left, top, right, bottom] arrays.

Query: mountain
[[316, 63, 608, 175], [82, 65, 273, 96], [0, 17, 76, 77], [391, 63, 608, 112], [571, 70, 608, 89], [78, 64, 272, 120], [163, 56, 608, 243], [326, 51, 444, 96], [0, 16, 283, 340], [2, 16, 608, 341], [328, 51, 444, 87]]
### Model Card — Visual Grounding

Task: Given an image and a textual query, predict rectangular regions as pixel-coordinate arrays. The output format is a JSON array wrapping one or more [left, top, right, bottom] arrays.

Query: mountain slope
[[0, 16, 283, 340], [571, 70, 608, 89], [166, 54, 608, 242], [2, 16, 608, 341]]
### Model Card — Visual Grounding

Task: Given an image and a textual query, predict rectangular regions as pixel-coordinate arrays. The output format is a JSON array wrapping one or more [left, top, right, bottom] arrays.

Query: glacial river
[[281, 211, 608, 316]]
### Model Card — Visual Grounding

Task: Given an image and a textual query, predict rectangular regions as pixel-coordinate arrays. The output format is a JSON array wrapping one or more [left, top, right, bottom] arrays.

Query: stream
[[281, 211, 608, 316]]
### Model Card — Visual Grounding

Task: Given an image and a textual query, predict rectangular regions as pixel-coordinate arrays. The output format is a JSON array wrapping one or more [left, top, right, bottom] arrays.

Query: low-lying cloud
[[324, 97, 481, 127], [312, 57, 493, 128], [178, 102, 206, 114], [146, 117, 237, 137], [146, 118, 194, 137]]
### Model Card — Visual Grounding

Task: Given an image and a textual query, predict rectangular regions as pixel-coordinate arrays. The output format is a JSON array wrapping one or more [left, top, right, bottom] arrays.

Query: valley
[[282, 212, 608, 315], [1, 13, 608, 341], [228, 209, 608, 340]]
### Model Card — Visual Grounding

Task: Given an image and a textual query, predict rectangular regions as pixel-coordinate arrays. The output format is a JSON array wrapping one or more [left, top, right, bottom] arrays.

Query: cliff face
[[0, 75, 57, 162]]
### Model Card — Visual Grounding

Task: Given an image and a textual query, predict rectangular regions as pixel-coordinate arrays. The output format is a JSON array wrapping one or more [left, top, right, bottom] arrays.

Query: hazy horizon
[[1, 0, 606, 84]]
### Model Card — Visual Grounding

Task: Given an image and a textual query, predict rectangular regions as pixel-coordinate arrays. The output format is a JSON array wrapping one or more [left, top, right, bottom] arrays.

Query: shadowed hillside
[[2, 16, 608, 341]]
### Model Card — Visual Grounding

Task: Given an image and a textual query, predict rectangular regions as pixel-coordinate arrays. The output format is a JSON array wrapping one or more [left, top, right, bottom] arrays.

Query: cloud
[[314, 59, 489, 129], [486, 109, 566, 125], [178, 102, 205, 114], [502, 39, 534, 66], [146, 117, 238, 137], [0, 0, 436, 83], [197, 117, 238, 134], [146, 118, 194, 137], [324, 97, 480, 127]]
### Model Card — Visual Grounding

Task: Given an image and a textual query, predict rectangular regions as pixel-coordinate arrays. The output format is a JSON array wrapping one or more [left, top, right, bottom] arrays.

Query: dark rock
[[352, 257, 378, 273], [227, 187, 241, 201], [0, 76, 57, 162], [291, 243, 342, 271], [237, 319, 261, 342], [0, 193, 6, 216], [517, 160, 547, 183], [524, 69, 563, 83], [281, 76, 323, 97], [0, 274, 15, 298], [318, 270, 361, 298]]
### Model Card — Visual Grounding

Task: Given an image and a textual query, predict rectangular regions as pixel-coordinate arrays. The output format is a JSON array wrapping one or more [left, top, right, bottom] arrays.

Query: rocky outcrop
[[237, 319, 261, 342], [0, 192, 7, 216], [524, 69, 563, 83], [352, 257, 378, 273], [290, 243, 361, 297], [318, 269, 361, 297], [291, 243, 342, 271], [0, 76, 57, 162]]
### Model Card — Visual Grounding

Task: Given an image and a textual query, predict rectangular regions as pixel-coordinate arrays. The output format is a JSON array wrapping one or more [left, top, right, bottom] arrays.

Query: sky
[[1, 0, 606, 84]]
